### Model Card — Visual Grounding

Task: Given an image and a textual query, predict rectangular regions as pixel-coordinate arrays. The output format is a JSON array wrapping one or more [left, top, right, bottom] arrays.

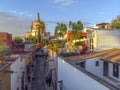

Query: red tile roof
[[81, 32, 87, 37], [66, 49, 120, 63]]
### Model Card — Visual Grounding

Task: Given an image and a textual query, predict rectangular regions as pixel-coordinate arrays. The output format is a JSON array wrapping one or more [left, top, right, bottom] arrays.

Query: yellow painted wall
[[0, 65, 11, 90]]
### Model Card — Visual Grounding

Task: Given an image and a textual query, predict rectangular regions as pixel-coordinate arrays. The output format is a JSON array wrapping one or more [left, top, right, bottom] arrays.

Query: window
[[90, 39, 93, 43], [113, 64, 119, 78], [75, 61, 86, 68], [95, 61, 99, 66], [90, 45, 94, 49], [80, 61, 86, 68], [91, 45, 94, 49]]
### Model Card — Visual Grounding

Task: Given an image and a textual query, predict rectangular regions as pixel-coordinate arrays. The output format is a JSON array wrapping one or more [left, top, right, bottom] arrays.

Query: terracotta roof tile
[[66, 49, 120, 63], [81, 32, 87, 37]]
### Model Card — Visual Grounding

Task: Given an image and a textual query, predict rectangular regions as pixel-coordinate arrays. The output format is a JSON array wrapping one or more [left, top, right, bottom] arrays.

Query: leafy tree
[[37, 21, 45, 43], [0, 39, 12, 59], [29, 37, 37, 44], [111, 15, 120, 29], [54, 39, 62, 44], [74, 32, 82, 40], [74, 41, 85, 46], [13, 36, 24, 48], [13, 36, 23, 44], [67, 30, 73, 42], [55, 23, 67, 39], [77, 21, 83, 32], [52, 44, 59, 52], [69, 21, 76, 34], [69, 21, 83, 41]]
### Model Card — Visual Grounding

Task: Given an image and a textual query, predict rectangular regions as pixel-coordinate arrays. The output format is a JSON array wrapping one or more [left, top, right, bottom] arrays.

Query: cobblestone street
[[28, 54, 53, 90]]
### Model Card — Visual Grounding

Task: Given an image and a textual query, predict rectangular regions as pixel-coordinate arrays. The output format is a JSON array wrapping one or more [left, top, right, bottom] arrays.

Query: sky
[[0, 0, 120, 36]]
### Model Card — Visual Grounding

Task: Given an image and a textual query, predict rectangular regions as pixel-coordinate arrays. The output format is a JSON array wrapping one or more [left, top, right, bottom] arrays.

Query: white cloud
[[0, 12, 32, 36], [10, 10, 32, 17], [98, 12, 105, 15], [10, 10, 17, 14], [53, 0, 77, 6], [18, 11, 24, 15]]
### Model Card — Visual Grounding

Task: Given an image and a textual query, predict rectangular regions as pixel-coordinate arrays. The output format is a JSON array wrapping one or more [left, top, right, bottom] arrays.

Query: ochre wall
[[0, 66, 11, 90]]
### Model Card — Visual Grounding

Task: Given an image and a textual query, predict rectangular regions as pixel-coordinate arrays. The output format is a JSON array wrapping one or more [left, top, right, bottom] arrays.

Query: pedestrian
[[28, 76, 30, 82], [45, 76, 49, 85], [25, 85, 28, 90], [48, 77, 51, 86]]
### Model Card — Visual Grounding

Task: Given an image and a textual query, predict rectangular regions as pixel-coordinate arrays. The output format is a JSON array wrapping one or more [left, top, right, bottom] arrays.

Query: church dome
[[31, 12, 46, 33], [32, 21, 41, 30]]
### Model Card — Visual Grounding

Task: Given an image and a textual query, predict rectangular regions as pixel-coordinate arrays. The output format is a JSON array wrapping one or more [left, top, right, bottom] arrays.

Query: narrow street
[[28, 49, 53, 90]]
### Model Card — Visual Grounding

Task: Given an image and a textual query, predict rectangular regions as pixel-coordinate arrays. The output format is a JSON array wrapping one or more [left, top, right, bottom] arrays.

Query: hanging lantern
[[0, 60, 3, 66]]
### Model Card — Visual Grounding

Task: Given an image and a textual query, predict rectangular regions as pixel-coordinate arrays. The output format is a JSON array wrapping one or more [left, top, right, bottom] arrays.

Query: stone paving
[[28, 55, 54, 90]]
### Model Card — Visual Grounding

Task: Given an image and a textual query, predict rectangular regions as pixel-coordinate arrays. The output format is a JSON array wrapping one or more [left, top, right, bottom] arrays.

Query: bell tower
[[36, 12, 40, 21]]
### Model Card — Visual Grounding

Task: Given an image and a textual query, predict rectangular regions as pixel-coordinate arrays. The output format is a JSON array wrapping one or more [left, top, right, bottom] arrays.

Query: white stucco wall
[[10, 56, 25, 90], [85, 58, 120, 82], [24, 44, 34, 51], [58, 57, 110, 90], [85, 58, 103, 78], [93, 30, 120, 51]]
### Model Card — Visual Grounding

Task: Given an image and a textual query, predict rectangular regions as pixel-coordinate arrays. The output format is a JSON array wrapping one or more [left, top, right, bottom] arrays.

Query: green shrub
[[59, 52, 79, 57], [74, 41, 85, 46]]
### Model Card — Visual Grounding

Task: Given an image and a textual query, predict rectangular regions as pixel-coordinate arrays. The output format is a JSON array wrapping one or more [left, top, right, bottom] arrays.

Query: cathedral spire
[[36, 12, 40, 21], [31, 21, 33, 31]]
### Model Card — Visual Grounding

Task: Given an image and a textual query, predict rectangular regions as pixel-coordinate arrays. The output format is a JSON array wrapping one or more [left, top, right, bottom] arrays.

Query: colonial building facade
[[87, 29, 120, 52], [25, 13, 50, 42], [94, 23, 111, 30], [0, 32, 12, 48]]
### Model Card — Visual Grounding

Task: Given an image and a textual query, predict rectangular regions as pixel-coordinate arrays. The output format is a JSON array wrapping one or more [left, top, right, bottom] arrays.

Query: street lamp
[[0, 60, 3, 66]]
